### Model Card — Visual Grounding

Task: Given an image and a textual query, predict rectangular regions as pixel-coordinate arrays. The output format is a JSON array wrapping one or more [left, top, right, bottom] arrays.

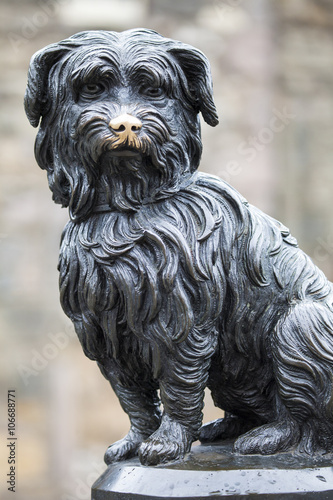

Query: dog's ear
[[168, 44, 219, 127], [24, 43, 71, 127]]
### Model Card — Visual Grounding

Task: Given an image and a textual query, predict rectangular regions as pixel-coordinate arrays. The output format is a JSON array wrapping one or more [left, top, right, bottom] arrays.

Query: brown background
[[1, 1, 333, 499]]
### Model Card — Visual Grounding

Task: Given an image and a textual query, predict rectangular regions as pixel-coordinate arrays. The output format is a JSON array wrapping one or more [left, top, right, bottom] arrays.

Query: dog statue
[[25, 29, 333, 466]]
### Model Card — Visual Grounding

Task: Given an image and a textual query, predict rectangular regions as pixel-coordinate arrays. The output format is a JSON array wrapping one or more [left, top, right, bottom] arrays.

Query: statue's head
[[25, 29, 218, 221]]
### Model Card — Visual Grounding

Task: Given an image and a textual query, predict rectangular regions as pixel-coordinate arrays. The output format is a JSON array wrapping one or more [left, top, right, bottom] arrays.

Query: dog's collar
[[91, 172, 198, 214]]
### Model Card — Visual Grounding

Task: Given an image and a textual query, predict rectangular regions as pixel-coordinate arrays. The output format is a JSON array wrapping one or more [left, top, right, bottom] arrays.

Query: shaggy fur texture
[[25, 29, 333, 466]]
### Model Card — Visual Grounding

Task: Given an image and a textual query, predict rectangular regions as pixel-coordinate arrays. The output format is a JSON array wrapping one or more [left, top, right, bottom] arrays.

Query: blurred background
[[0, 0, 333, 498]]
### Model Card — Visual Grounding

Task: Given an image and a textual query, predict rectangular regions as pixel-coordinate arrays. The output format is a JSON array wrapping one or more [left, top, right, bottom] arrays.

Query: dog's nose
[[109, 114, 142, 136]]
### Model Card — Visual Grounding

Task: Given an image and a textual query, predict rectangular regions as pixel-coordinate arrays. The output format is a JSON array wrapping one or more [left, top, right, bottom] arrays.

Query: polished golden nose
[[109, 114, 142, 135]]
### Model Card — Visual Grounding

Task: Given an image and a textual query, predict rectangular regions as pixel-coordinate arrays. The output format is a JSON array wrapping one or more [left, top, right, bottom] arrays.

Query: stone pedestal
[[91, 440, 333, 499]]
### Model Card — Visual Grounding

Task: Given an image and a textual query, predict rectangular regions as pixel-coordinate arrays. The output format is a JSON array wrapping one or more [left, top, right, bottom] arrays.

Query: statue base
[[91, 440, 333, 499]]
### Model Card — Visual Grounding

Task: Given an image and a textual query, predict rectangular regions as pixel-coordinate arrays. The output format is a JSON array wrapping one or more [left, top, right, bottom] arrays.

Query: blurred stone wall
[[0, 1, 332, 499], [275, 0, 333, 270]]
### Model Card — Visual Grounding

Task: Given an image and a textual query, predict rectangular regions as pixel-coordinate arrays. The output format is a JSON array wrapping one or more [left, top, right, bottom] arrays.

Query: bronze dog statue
[[25, 29, 333, 466]]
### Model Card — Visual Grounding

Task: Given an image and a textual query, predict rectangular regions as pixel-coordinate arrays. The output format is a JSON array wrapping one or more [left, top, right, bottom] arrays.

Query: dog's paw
[[234, 420, 300, 455], [104, 429, 146, 464], [138, 415, 193, 466], [199, 414, 255, 442]]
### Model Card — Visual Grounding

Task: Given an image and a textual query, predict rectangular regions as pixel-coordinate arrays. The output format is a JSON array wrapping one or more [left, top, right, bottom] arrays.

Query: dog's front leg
[[98, 359, 161, 464], [139, 332, 215, 465]]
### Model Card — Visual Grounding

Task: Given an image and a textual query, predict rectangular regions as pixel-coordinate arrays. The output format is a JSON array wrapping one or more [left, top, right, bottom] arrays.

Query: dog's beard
[[98, 155, 159, 211], [74, 106, 194, 212]]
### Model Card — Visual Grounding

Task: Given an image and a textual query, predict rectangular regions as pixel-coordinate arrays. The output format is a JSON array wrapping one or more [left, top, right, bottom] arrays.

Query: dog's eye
[[141, 87, 164, 98], [81, 83, 105, 96]]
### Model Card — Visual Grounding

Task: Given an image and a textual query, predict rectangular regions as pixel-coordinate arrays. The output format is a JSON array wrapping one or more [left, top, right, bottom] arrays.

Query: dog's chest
[[58, 198, 226, 343]]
